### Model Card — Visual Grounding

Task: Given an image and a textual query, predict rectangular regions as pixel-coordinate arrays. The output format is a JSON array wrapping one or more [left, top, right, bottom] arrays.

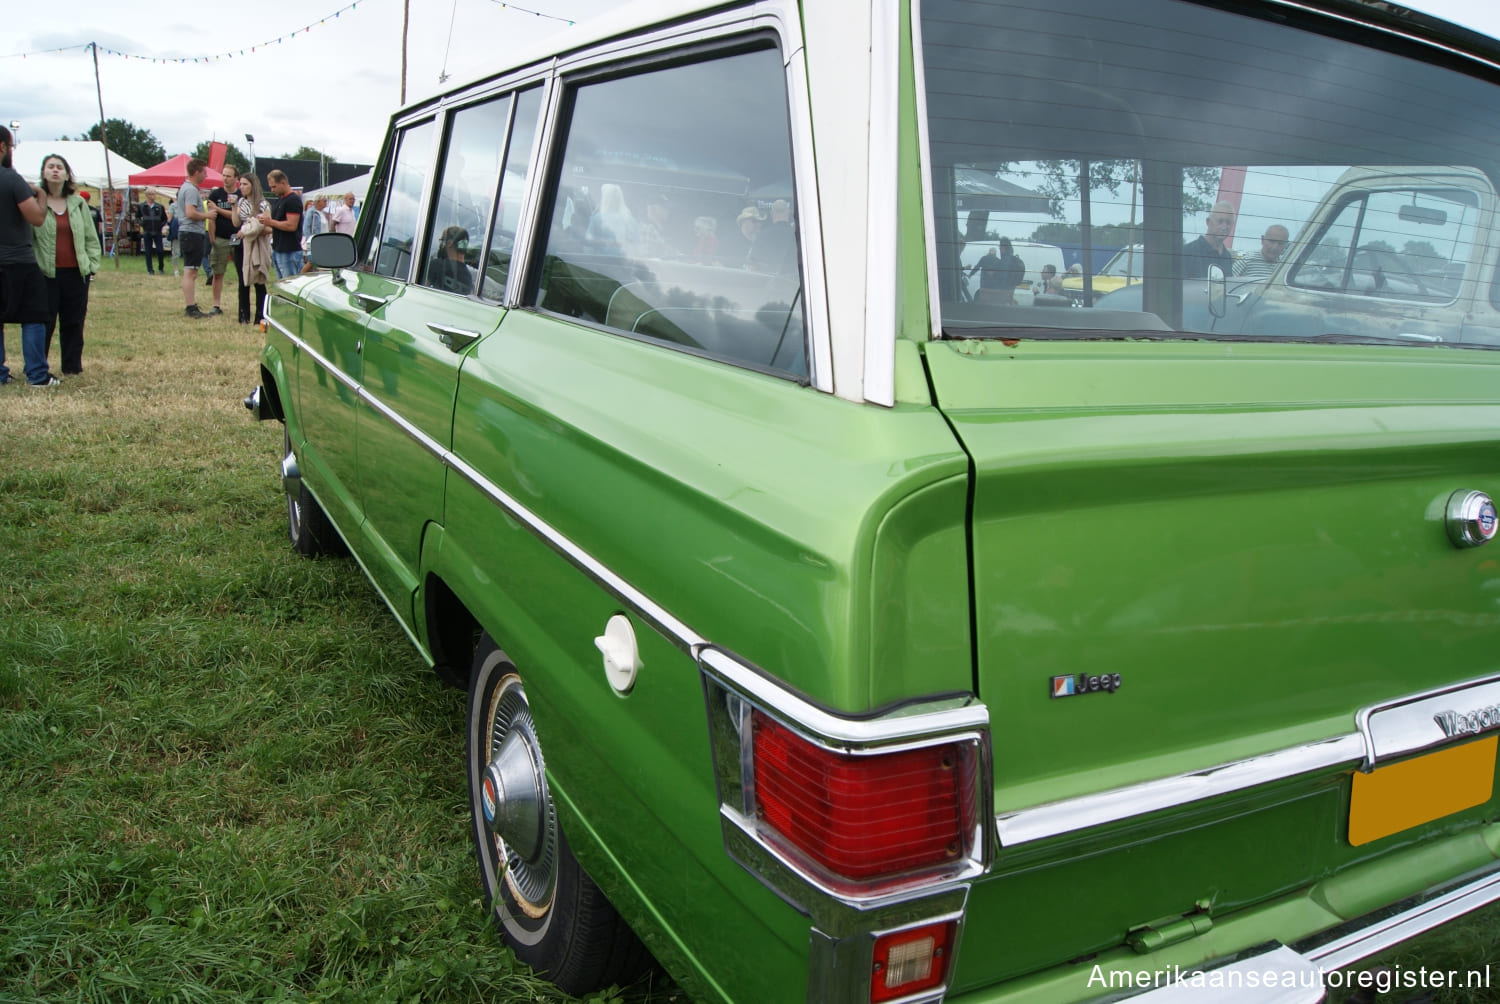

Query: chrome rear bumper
[[1124, 865, 1500, 1002]]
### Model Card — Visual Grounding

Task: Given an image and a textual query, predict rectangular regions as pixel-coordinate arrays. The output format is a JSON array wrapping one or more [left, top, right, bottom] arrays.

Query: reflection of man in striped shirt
[[1234, 224, 1289, 281]]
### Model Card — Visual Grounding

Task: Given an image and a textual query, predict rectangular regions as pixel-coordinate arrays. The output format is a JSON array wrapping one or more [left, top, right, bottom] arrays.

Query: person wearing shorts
[[176, 159, 209, 318]]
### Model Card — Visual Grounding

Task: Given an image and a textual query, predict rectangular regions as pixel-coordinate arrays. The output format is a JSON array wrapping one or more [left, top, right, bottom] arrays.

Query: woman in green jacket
[[34, 153, 102, 376]]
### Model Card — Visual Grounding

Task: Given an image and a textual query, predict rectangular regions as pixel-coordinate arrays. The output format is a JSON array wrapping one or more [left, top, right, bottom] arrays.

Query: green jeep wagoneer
[[248, 0, 1500, 999]]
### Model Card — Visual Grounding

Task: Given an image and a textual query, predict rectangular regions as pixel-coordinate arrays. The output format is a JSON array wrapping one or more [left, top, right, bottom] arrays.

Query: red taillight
[[751, 711, 972, 881], [870, 920, 955, 1002]]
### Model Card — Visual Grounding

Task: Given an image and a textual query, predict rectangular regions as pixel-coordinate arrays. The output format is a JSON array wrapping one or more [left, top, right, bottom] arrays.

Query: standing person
[[0, 125, 55, 386], [204, 163, 241, 317], [167, 200, 181, 275], [258, 170, 303, 280], [80, 191, 103, 246], [299, 195, 327, 273], [137, 190, 167, 275], [34, 154, 102, 376], [177, 158, 210, 318], [235, 172, 272, 325], [1234, 224, 1290, 281], [326, 191, 356, 235], [1182, 200, 1237, 278], [968, 238, 1025, 304]]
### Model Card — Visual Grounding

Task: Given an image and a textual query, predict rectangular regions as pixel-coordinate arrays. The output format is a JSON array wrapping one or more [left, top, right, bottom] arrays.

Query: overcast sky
[[1, 0, 618, 167], [3, 0, 1497, 169]]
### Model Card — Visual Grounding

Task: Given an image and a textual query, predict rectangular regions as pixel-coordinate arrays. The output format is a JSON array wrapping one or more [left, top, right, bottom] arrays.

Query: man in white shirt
[[1234, 224, 1290, 281]]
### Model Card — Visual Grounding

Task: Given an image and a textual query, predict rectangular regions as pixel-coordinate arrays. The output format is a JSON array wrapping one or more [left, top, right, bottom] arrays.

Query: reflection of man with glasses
[[428, 225, 474, 294], [1182, 201, 1237, 278], [1234, 224, 1290, 281]]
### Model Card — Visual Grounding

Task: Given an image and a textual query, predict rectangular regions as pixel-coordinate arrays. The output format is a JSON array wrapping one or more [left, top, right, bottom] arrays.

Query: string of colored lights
[[0, 0, 573, 64]]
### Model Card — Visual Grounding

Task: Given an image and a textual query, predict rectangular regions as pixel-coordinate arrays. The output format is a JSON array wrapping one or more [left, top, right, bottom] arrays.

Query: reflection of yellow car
[[1062, 245, 1142, 305]]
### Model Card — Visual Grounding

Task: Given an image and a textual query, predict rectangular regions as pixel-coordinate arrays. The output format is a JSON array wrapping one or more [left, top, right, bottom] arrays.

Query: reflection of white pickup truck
[[956, 239, 1065, 306], [1100, 166, 1500, 346]]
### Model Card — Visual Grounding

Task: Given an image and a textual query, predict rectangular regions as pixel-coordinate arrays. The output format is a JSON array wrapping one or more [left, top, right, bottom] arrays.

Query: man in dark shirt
[[136, 192, 168, 275], [968, 238, 1026, 304], [0, 125, 57, 385], [204, 163, 241, 315], [259, 169, 303, 280], [1182, 200, 1237, 278]]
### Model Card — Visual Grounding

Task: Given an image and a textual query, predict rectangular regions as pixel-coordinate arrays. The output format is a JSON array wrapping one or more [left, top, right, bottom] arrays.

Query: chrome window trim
[[911, 0, 944, 344], [862, 0, 899, 407], [500, 79, 554, 307], [1263, 0, 1500, 77], [515, 1, 830, 390], [995, 734, 1367, 847]]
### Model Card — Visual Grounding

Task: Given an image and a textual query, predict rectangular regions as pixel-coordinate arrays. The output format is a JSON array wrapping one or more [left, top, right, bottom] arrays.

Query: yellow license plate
[[1348, 736, 1497, 847]]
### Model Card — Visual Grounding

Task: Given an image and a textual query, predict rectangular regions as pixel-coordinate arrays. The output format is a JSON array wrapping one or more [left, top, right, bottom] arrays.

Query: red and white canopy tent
[[127, 154, 225, 191]]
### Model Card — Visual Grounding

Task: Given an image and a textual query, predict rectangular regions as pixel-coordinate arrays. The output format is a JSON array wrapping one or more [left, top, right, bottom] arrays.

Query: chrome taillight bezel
[[699, 646, 992, 909]]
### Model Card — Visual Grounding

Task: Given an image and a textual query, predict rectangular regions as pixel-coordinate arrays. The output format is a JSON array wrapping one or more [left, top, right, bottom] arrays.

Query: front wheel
[[465, 634, 649, 994]]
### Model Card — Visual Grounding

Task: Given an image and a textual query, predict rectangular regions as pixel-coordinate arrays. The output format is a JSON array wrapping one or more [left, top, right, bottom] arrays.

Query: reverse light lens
[[871, 920, 955, 1002], [751, 711, 974, 882]]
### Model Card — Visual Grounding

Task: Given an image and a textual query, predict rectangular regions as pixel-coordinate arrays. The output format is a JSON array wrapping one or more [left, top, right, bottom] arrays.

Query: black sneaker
[[185, 305, 205, 318], [28, 376, 61, 387], [204, 271, 213, 286], [209, 306, 223, 316]]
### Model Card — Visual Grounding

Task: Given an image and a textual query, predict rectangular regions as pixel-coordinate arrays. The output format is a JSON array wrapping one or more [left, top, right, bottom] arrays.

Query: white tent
[[11, 140, 148, 191], [300, 171, 370, 204]]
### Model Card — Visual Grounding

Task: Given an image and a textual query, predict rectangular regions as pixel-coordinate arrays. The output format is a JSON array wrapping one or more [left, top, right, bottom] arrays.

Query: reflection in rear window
[[921, 0, 1500, 349]]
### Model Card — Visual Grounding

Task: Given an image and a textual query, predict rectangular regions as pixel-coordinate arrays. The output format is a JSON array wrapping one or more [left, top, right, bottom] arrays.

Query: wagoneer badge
[[1051, 673, 1122, 699], [1445, 490, 1498, 548], [1433, 703, 1500, 739]]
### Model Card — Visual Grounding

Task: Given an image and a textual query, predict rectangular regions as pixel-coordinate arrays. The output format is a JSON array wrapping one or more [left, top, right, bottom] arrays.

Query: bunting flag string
[[2, 0, 576, 64], [0, 0, 368, 63], [480, 0, 575, 26]]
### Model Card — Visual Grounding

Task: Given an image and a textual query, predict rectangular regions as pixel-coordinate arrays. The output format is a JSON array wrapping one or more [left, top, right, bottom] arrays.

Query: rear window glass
[[921, 0, 1500, 349]]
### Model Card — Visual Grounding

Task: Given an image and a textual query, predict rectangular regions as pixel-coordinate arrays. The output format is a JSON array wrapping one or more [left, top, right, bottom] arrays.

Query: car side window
[[478, 87, 543, 303], [364, 119, 437, 280], [418, 98, 511, 297], [1290, 188, 1479, 303], [533, 45, 807, 378]]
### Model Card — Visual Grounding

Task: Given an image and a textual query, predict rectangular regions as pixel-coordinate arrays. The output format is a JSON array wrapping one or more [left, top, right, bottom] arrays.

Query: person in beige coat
[[33, 153, 102, 375], [235, 173, 273, 325]]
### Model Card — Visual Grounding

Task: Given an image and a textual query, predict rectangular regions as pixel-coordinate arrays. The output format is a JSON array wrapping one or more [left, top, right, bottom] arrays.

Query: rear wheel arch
[[422, 572, 480, 689], [258, 363, 287, 423]]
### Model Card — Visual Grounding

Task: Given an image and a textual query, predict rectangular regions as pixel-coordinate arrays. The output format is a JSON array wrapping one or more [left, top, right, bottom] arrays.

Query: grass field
[[0, 258, 676, 1002], [4, 258, 1500, 1003]]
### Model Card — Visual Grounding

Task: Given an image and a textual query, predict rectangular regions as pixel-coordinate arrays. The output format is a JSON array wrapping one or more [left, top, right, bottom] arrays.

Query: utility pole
[[400, 0, 410, 105], [91, 42, 120, 263]]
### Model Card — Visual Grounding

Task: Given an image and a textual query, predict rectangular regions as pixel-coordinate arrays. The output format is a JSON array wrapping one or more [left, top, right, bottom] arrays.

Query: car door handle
[[354, 293, 388, 313], [427, 323, 482, 352]]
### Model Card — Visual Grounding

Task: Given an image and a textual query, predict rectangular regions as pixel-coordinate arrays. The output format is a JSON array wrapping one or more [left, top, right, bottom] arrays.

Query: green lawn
[[0, 259, 676, 1003]]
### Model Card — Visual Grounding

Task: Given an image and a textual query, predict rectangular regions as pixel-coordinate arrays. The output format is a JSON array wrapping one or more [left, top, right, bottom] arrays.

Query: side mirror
[[1207, 264, 1227, 318], [310, 232, 357, 270]]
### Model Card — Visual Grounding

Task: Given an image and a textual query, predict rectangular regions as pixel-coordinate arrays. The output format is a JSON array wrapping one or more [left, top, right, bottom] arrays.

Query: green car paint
[[253, 0, 1500, 999]]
